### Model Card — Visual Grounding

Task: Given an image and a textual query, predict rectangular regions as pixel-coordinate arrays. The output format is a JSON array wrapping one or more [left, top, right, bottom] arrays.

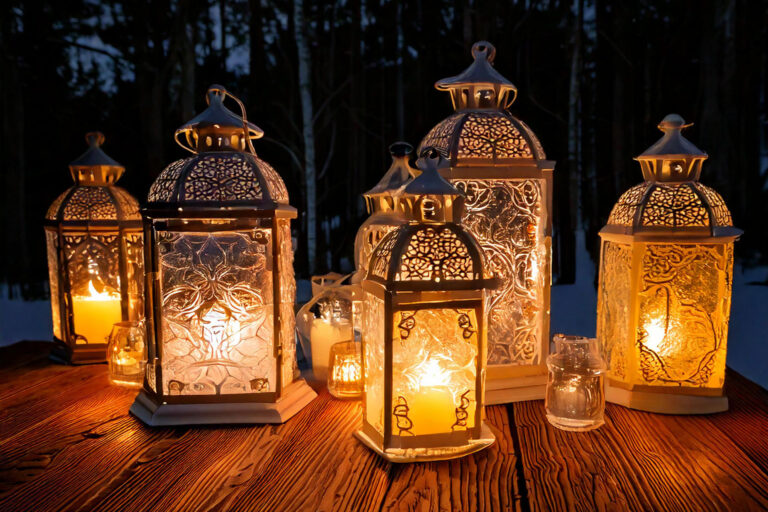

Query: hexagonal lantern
[[356, 149, 496, 462], [419, 41, 555, 404], [597, 114, 742, 414], [45, 132, 144, 364], [130, 85, 316, 425]]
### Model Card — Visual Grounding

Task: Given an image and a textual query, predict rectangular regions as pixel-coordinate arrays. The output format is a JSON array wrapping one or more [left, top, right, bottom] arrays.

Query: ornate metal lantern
[[352, 142, 418, 283], [130, 85, 316, 425], [597, 114, 741, 414], [355, 149, 496, 462], [419, 41, 555, 404], [45, 132, 143, 364]]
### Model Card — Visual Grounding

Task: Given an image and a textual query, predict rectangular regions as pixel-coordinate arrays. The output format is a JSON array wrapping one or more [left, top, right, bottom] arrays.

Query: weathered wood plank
[[709, 370, 768, 473], [207, 390, 392, 512], [514, 397, 768, 512]]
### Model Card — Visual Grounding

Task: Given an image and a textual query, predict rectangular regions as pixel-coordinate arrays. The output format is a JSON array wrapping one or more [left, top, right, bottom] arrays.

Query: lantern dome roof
[[366, 223, 486, 287], [420, 41, 546, 166], [47, 132, 139, 224], [147, 152, 289, 206], [605, 181, 735, 235], [46, 186, 140, 223], [146, 85, 290, 209]]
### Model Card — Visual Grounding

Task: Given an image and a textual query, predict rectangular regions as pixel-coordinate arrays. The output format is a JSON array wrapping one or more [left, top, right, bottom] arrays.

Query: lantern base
[[129, 379, 317, 426], [50, 340, 107, 365], [354, 422, 496, 462], [605, 383, 728, 414], [485, 374, 547, 405]]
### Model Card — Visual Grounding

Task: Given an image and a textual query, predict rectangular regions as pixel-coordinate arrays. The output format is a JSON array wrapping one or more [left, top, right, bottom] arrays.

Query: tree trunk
[[294, 0, 317, 274]]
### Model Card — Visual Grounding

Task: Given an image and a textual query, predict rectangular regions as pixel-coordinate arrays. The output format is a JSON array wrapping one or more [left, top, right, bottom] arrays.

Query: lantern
[[355, 149, 496, 462], [597, 114, 741, 414], [45, 132, 144, 364], [130, 85, 316, 425], [419, 41, 555, 404], [352, 142, 418, 283]]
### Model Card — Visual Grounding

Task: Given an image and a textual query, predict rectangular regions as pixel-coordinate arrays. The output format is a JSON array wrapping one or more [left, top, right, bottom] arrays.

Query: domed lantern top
[[46, 132, 140, 224], [363, 142, 419, 215], [605, 114, 742, 239], [420, 41, 546, 166], [147, 85, 290, 209]]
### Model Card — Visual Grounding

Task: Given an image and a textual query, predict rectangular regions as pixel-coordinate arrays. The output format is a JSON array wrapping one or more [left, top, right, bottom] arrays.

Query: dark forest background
[[2, 0, 767, 299]]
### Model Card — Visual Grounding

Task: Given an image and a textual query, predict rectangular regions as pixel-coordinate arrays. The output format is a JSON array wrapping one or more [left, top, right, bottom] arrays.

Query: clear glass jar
[[545, 334, 606, 431], [107, 321, 146, 388], [327, 341, 363, 399]]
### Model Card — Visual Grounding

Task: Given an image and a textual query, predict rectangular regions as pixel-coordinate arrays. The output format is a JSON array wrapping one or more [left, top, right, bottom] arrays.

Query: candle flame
[[644, 318, 666, 352], [80, 280, 120, 301], [416, 358, 450, 388]]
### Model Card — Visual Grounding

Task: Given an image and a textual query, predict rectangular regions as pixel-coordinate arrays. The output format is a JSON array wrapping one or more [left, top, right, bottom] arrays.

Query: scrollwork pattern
[[397, 226, 474, 281], [158, 229, 275, 396], [455, 179, 546, 366]]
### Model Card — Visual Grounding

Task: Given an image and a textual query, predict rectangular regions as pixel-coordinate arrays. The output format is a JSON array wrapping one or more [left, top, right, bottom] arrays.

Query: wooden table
[[2, 341, 768, 511]]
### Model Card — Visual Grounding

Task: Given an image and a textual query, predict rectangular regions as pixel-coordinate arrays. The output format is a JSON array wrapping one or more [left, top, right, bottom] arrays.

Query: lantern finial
[[362, 142, 418, 212], [435, 40, 517, 111], [174, 84, 264, 154], [635, 113, 708, 182]]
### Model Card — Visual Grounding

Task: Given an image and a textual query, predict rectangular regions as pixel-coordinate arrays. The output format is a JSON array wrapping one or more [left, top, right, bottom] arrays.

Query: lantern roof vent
[[435, 41, 517, 111], [68, 132, 125, 186], [175, 84, 264, 154], [635, 114, 708, 182]]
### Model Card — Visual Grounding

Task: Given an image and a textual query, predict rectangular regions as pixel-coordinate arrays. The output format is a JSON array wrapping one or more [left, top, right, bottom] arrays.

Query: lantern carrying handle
[[215, 86, 258, 155]]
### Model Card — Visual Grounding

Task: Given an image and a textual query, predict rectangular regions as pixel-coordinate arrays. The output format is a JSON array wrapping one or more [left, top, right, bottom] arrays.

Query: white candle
[[310, 318, 352, 382], [72, 281, 122, 345]]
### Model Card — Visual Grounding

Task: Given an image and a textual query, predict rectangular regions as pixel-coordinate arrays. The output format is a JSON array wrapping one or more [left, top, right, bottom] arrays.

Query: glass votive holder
[[327, 341, 362, 399], [107, 321, 146, 388], [545, 334, 606, 432]]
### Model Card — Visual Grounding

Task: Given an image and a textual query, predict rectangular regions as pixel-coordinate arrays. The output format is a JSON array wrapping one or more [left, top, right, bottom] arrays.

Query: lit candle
[[71, 281, 122, 345], [310, 317, 352, 381]]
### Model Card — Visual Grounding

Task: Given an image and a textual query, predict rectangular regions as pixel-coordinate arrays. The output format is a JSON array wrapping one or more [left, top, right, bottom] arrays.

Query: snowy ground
[[2, 233, 766, 389]]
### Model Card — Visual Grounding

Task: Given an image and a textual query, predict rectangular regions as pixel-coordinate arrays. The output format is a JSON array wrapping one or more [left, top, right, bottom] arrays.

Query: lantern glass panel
[[157, 226, 275, 396], [46, 231, 62, 340], [391, 308, 478, 436], [455, 178, 547, 365], [363, 292, 385, 435]]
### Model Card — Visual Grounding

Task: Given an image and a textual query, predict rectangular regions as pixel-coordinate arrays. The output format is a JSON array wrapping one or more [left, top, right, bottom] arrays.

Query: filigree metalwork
[[641, 184, 709, 227], [62, 187, 117, 221], [698, 183, 733, 227], [457, 112, 533, 160], [607, 183, 647, 226], [148, 159, 188, 203], [157, 230, 275, 396], [183, 155, 263, 201], [398, 226, 474, 281], [456, 179, 545, 366], [607, 182, 734, 229], [419, 113, 464, 158], [369, 229, 399, 280], [257, 159, 289, 203]]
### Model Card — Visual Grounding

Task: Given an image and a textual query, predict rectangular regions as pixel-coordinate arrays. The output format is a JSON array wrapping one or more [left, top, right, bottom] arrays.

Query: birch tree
[[294, 0, 317, 274]]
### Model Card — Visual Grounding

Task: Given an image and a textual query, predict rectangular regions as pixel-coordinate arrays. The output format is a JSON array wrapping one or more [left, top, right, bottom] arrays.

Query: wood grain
[[1, 344, 767, 512]]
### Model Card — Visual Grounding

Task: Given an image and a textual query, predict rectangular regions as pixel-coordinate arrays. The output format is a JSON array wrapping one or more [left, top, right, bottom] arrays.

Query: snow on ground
[[2, 233, 766, 389]]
